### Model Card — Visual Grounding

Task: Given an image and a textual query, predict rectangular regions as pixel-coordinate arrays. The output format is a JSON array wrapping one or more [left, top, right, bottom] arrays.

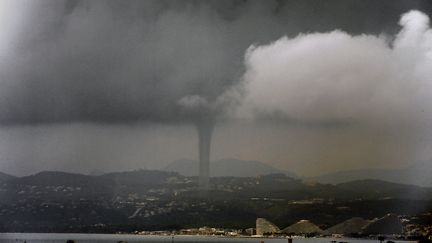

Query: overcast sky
[[0, 0, 432, 176]]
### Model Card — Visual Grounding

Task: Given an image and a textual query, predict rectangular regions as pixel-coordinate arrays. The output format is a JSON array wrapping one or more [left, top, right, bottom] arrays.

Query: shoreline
[[0, 232, 418, 242]]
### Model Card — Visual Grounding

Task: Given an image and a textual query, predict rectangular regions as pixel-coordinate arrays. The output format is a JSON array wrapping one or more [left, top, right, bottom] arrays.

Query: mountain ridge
[[309, 162, 432, 187], [0, 171, 16, 182], [164, 158, 297, 178]]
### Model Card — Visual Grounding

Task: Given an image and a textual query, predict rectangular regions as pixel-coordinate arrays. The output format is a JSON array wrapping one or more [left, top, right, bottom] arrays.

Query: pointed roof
[[256, 218, 280, 235], [361, 214, 403, 235], [325, 217, 372, 235], [281, 220, 323, 234]]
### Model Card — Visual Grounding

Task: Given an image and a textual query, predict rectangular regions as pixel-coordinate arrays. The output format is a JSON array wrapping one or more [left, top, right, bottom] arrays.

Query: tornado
[[196, 119, 214, 189], [178, 95, 218, 190]]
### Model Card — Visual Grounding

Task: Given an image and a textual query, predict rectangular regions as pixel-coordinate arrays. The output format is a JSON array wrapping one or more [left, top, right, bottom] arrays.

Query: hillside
[[164, 158, 297, 178], [0, 170, 431, 232], [0, 171, 15, 182], [3, 171, 431, 201], [12, 171, 102, 186], [99, 169, 181, 185]]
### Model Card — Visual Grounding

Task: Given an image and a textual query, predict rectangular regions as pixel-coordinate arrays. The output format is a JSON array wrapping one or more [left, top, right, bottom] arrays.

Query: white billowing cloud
[[0, 0, 33, 59], [396, 10, 430, 49], [238, 10, 432, 129], [178, 95, 210, 111]]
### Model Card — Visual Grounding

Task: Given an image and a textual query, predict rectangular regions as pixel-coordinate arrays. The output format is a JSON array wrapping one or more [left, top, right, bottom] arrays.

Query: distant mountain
[[164, 158, 297, 178], [87, 169, 106, 176], [332, 179, 432, 200], [0, 171, 15, 182], [99, 169, 180, 185], [309, 162, 432, 187], [10, 170, 181, 188], [11, 171, 107, 187]]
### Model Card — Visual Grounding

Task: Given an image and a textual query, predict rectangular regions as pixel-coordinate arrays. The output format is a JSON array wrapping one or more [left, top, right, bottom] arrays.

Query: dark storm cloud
[[0, 0, 430, 125]]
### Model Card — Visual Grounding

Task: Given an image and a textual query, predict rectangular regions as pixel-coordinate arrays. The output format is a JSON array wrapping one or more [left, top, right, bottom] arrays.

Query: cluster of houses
[[255, 214, 405, 236]]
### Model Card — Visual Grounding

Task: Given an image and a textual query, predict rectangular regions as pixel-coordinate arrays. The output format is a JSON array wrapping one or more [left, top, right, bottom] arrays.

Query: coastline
[[0, 232, 418, 243]]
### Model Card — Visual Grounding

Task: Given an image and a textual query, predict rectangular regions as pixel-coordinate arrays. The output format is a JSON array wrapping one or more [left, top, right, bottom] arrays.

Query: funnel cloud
[[0, 1, 431, 180]]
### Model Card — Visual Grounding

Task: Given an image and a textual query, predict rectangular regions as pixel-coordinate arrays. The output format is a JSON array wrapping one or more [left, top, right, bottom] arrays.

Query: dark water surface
[[0, 234, 416, 243]]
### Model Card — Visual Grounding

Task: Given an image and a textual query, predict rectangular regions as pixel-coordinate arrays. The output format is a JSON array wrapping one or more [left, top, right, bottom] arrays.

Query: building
[[362, 214, 403, 235], [281, 219, 323, 235], [256, 218, 280, 235], [325, 217, 371, 235]]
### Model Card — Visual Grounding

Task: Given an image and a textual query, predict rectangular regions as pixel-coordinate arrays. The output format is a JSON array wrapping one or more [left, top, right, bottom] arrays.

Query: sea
[[0, 234, 417, 243]]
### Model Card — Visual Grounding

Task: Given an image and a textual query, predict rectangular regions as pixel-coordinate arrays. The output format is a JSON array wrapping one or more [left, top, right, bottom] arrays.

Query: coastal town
[[1, 170, 431, 241], [130, 214, 432, 241]]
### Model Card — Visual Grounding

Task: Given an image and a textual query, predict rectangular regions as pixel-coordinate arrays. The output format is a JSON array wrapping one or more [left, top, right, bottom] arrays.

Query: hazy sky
[[0, 0, 432, 176]]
